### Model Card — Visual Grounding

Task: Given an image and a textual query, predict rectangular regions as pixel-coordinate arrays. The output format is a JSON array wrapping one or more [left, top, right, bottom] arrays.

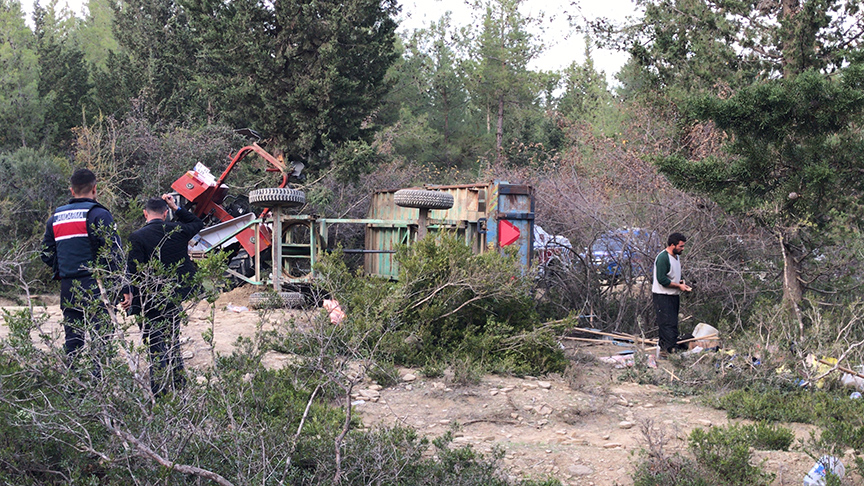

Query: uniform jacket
[[127, 207, 204, 310], [41, 198, 120, 279]]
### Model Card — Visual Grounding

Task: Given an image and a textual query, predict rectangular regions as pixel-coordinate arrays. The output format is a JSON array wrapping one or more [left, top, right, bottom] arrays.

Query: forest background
[[3, 0, 864, 333], [4, 0, 864, 484]]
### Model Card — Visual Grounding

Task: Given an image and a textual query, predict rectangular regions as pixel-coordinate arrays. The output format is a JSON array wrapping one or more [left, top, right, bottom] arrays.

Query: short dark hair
[[668, 232, 687, 247], [144, 197, 169, 213], [70, 169, 96, 195]]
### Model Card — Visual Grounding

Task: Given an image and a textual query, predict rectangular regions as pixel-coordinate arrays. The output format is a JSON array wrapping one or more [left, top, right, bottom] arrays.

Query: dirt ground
[[0, 289, 838, 485]]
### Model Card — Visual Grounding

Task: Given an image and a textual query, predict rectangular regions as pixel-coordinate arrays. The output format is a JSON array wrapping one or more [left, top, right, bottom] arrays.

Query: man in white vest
[[652, 233, 692, 354]]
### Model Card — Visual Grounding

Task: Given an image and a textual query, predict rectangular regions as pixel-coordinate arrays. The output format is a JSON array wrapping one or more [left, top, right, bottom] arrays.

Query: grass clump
[[688, 424, 774, 486], [632, 421, 778, 486], [716, 388, 864, 425]]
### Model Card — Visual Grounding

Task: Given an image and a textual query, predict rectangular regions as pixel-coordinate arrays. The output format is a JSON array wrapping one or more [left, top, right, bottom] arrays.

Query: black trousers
[[142, 302, 186, 395], [60, 277, 110, 357], [653, 293, 680, 353]]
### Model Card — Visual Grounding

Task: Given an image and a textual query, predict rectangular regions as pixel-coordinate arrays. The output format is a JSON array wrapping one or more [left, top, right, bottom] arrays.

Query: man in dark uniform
[[122, 194, 204, 395], [41, 168, 121, 362]]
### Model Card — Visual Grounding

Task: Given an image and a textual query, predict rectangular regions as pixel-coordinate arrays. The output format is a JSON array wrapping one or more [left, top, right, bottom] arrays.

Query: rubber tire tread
[[249, 291, 305, 309], [393, 189, 454, 210], [249, 188, 306, 207]]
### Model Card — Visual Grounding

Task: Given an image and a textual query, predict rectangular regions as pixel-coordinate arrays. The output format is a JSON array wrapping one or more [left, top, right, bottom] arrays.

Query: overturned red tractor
[[171, 143, 535, 308]]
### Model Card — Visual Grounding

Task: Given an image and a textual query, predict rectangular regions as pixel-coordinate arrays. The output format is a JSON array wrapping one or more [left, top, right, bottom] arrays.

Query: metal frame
[[260, 180, 535, 289]]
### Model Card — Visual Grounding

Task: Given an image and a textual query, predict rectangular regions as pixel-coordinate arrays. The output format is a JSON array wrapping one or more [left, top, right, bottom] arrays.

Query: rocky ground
[[0, 289, 840, 485]]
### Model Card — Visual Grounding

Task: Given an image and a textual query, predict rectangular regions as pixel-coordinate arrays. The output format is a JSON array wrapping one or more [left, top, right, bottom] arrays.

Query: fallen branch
[[562, 336, 625, 345], [103, 419, 235, 486], [460, 418, 520, 426], [677, 334, 719, 345], [569, 327, 657, 345], [660, 367, 679, 381], [818, 358, 864, 380]]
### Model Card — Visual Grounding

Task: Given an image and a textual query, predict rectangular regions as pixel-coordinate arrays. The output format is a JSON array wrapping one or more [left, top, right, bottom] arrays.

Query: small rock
[[195, 376, 207, 385], [697, 419, 713, 427], [490, 390, 499, 396], [182, 350, 194, 360], [602, 434, 610, 440], [568, 465, 594, 476], [485, 436, 496, 441], [537, 419, 548, 426], [242, 373, 254, 383], [439, 419, 450, 424], [405, 384, 413, 391], [402, 373, 417, 382], [538, 381, 552, 389], [643, 403, 655, 408], [538, 405, 553, 415], [444, 388, 452, 392], [369, 384, 383, 391], [523, 383, 538, 390], [500, 386, 514, 393], [545, 449, 552, 453], [510, 413, 519, 419], [619, 421, 635, 429], [555, 429, 568, 435], [603, 443, 623, 449]]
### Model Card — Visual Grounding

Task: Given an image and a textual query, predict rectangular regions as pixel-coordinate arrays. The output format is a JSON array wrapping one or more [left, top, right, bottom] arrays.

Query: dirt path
[[0, 292, 829, 485]]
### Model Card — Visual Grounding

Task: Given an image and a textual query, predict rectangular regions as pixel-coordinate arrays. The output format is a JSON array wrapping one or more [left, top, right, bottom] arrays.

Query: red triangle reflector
[[499, 220, 520, 247]]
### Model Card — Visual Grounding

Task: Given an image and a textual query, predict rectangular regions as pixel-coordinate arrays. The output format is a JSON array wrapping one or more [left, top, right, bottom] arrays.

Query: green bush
[[632, 451, 711, 486], [369, 359, 400, 387], [392, 233, 566, 375], [688, 425, 774, 486], [746, 422, 795, 451], [716, 388, 864, 426], [313, 235, 567, 376]]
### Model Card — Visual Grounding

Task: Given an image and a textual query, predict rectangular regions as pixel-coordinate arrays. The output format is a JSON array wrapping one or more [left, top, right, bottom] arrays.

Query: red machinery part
[[170, 143, 287, 255]]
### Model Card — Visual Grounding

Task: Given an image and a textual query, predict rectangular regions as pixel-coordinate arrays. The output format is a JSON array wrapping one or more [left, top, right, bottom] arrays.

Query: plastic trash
[[840, 364, 864, 392], [690, 323, 720, 349], [225, 304, 248, 313], [852, 391, 862, 399], [803, 456, 845, 486], [323, 299, 346, 324], [598, 355, 634, 368]]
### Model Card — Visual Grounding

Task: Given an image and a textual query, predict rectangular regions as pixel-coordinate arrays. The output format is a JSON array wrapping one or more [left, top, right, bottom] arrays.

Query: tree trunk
[[496, 92, 504, 161], [780, 0, 800, 78], [779, 230, 804, 335]]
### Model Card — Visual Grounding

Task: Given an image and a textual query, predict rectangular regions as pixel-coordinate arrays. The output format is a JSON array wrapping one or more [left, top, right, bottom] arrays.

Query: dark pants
[[60, 277, 111, 360], [653, 293, 680, 353], [142, 302, 186, 396]]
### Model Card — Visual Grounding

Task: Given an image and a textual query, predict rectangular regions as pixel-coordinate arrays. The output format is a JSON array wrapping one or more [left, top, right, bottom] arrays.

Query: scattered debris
[[323, 299, 345, 324], [225, 304, 248, 313]]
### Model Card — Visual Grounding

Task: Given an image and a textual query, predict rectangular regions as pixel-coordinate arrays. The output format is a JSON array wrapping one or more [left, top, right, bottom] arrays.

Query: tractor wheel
[[394, 189, 454, 210], [249, 291, 306, 309], [249, 188, 306, 208]]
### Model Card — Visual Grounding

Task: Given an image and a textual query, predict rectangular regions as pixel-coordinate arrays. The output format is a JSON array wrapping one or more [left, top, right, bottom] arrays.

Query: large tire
[[249, 291, 305, 309], [394, 189, 454, 210], [249, 188, 306, 208]]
